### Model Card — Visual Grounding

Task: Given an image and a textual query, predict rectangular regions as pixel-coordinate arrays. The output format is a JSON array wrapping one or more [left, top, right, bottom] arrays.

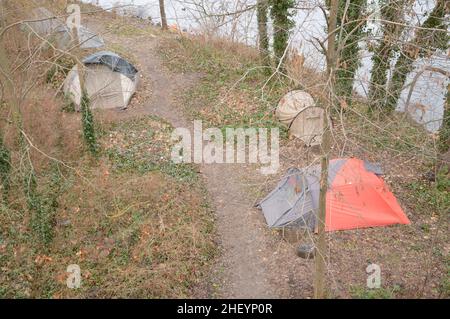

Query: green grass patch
[[350, 285, 401, 299], [103, 115, 198, 183], [0, 114, 215, 298], [158, 36, 289, 138], [406, 173, 449, 217], [343, 107, 435, 156], [106, 21, 156, 37]]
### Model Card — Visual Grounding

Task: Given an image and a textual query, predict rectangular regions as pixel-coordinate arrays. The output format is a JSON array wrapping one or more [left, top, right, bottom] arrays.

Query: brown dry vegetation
[[0, 1, 215, 298], [156, 32, 449, 298], [0, 0, 448, 299]]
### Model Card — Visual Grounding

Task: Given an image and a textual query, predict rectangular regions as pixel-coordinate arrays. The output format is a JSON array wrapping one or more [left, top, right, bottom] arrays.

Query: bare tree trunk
[[257, 0, 269, 64], [314, 0, 338, 300], [159, 0, 168, 30]]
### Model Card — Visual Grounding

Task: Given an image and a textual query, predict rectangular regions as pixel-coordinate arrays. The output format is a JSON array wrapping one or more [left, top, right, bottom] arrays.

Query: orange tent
[[258, 158, 410, 231], [325, 158, 410, 231]]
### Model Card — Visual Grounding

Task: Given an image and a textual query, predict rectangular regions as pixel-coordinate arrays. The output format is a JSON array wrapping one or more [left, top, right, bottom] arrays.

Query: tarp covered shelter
[[63, 51, 139, 110], [25, 7, 104, 49], [257, 158, 410, 232], [83, 51, 138, 81]]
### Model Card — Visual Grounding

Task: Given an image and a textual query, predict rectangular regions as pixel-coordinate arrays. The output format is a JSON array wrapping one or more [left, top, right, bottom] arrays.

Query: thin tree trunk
[[386, 0, 448, 112], [257, 0, 269, 64], [314, 0, 338, 300], [270, 0, 295, 71], [368, 0, 408, 112], [334, 0, 366, 105], [159, 0, 168, 30]]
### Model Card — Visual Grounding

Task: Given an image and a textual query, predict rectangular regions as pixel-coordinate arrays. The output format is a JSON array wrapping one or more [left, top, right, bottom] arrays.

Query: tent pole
[[314, 0, 338, 300]]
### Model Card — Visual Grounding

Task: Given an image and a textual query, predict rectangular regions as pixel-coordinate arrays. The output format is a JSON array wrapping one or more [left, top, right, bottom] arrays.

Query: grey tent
[[56, 25, 105, 49], [63, 51, 139, 110], [24, 7, 104, 49], [25, 7, 61, 35], [257, 158, 410, 232], [256, 163, 342, 230]]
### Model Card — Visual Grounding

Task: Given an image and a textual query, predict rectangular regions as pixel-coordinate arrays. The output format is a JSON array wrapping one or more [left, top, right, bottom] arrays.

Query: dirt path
[[85, 15, 311, 299], [130, 37, 280, 298]]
